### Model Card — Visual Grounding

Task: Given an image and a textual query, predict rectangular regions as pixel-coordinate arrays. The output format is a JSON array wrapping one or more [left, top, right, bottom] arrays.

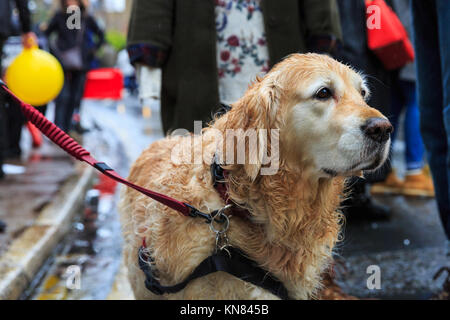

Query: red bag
[[83, 68, 124, 100], [366, 0, 415, 70]]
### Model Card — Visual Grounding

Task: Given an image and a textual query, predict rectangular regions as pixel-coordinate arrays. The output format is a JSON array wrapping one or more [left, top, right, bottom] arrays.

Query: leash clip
[[210, 204, 232, 255], [185, 203, 230, 224]]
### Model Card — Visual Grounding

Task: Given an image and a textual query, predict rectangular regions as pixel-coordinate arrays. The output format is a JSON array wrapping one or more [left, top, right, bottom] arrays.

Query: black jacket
[[45, 11, 104, 71], [0, 0, 31, 39]]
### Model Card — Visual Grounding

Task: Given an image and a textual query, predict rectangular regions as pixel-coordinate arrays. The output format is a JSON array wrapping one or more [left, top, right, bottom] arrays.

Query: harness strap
[[138, 245, 291, 300], [211, 157, 251, 220], [0, 81, 194, 217]]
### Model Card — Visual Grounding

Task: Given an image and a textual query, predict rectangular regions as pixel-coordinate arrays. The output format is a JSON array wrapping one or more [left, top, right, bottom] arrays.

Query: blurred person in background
[[411, 0, 450, 269], [336, 0, 394, 221], [127, 0, 342, 134], [0, 0, 36, 231], [0, 0, 36, 168], [371, 0, 434, 198], [44, 0, 104, 134]]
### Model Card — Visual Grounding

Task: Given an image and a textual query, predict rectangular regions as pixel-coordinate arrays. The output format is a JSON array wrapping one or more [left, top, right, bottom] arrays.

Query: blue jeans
[[390, 79, 424, 171], [411, 0, 450, 239]]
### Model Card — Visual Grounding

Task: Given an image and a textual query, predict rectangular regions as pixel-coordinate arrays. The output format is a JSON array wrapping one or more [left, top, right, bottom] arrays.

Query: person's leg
[[401, 80, 425, 172], [0, 38, 6, 232], [398, 79, 435, 196], [4, 95, 25, 158], [0, 38, 5, 178], [437, 0, 450, 239], [0, 39, 24, 159], [54, 71, 72, 132], [390, 75, 405, 145], [0, 37, 23, 159], [63, 71, 80, 133], [0, 95, 6, 179], [412, 0, 449, 238], [70, 71, 87, 133], [370, 74, 405, 194], [364, 67, 395, 182]]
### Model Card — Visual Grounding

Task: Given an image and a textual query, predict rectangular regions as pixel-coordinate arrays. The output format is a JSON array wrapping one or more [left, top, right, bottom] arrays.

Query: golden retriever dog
[[119, 53, 392, 300]]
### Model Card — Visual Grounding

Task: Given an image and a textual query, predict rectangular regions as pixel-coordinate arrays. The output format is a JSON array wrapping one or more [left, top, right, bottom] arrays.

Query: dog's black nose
[[361, 118, 393, 143]]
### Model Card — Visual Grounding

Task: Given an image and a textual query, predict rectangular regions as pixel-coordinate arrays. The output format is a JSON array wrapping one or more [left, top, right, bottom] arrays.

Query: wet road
[[23, 94, 449, 299], [24, 94, 161, 299]]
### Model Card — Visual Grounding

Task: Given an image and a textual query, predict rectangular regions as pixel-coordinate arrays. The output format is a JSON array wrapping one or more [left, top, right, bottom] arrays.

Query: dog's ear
[[242, 79, 280, 180], [221, 77, 280, 181], [248, 77, 280, 129]]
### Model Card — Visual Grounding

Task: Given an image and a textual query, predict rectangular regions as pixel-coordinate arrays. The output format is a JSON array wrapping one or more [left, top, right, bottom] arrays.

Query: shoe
[[0, 163, 4, 179], [371, 171, 404, 195], [343, 196, 392, 221], [401, 170, 435, 197], [72, 121, 90, 135], [0, 220, 6, 233]]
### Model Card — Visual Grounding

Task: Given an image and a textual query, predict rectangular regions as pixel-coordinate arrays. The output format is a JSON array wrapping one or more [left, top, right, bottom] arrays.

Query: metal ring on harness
[[209, 204, 232, 235]]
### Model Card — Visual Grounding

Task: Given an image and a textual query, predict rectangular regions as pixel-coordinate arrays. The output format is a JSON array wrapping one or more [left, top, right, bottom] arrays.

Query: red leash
[[0, 81, 198, 218]]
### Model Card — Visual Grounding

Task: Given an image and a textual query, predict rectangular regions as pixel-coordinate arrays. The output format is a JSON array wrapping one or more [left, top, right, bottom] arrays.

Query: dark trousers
[[0, 39, 24, 165], [412, 0, 450, 239], [0, 95, 24, 157], [54, 70, 86, 133], [0, 94, 6, 174]]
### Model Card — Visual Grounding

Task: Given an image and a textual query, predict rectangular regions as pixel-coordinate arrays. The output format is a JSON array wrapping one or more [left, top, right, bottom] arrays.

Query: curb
[[0, 165, 95, 300]]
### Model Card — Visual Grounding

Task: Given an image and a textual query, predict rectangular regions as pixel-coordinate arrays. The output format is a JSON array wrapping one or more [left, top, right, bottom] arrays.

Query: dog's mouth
[[322, 140, 389, 177], [322, 158, 382, 177]]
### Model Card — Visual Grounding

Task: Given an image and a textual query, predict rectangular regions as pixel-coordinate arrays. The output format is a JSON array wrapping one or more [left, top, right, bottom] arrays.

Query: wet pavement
[[19, 93, 449, 300], [0, 138, 76, 257], [336, 194, 448, 299], [23, 94, 160, 300], [24, 189, 122, 300]]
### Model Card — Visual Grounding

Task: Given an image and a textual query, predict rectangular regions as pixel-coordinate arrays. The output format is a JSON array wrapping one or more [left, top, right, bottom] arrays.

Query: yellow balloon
[[5, 46, 64, 106]]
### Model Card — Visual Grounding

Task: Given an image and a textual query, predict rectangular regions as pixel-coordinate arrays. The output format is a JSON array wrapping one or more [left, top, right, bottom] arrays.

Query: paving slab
[[0, 159, 94, 299]]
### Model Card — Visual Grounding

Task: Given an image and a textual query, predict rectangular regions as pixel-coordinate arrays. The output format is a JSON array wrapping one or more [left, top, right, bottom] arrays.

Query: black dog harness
[[138, 246, 290, 299]]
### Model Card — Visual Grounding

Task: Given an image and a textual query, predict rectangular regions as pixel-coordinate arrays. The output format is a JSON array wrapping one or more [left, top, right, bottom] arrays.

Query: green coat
[[128, 0, 342, 134]]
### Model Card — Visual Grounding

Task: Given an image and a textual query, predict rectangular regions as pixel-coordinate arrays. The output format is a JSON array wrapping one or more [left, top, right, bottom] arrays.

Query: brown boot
[[371, 171, 404, 195], [401, 170, 435, 197]]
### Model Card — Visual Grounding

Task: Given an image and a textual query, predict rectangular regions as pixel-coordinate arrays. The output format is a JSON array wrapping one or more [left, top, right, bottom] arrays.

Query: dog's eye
[[361, 89, 367, 98], [315, 87, 333, 100]]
